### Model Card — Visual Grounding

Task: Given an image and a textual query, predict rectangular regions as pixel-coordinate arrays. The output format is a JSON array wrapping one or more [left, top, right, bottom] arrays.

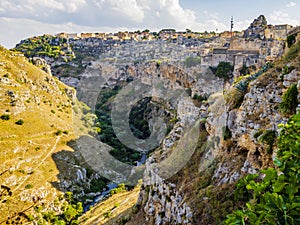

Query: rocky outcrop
[[31, 57, 52, 76], [137, 158, 193, 225], [244, 15, 267, 39]]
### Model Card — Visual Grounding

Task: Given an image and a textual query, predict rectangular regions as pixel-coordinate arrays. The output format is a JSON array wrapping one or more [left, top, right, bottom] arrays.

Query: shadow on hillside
[[51, 134, 142, 199], [50, 135, 145, 224]]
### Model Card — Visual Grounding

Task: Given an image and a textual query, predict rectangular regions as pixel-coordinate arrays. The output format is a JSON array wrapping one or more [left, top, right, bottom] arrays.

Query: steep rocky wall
[[130, 54, 300, 224]]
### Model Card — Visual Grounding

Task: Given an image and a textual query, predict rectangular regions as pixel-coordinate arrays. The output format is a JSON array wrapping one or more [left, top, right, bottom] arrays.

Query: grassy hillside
[[0, 45, 81, 223], [79, 185, 140, 225]]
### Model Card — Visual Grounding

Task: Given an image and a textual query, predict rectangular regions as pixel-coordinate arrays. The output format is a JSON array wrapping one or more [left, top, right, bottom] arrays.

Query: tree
[[287, 35, 296, 48], [215, 62, 233, 79], [280, 84, 298, 115], [225, 113, 300, 225]]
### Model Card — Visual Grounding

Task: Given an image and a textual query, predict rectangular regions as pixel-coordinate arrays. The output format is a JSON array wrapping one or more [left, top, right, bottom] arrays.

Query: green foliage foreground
[[225, 113, 300, 225]]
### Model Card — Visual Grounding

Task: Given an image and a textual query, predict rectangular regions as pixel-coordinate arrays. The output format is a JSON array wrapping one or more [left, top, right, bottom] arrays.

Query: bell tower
[[230, 16, 234, 36]]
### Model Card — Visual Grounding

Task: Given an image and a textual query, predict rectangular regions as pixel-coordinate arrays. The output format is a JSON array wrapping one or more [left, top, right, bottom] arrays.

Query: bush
[[110, 183, 126, 195], [259, 130, 276, 154], [0, 114, 10, 120], [287, 35, 296, 48], [284, 40, 300, 62], [253, 130, 263, 139], [215, 62, 233, 79], [103, 211, 112, 219], [25, 184, 33, 189], [15, 119, 24, 125], [55, 130, 62, 136], [185, 56, 201, 67], [222, 126, 232, 140], [280, 84, 298, 115]]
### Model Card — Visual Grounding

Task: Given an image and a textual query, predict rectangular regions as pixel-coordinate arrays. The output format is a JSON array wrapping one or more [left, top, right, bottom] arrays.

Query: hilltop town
[[14, 15, 300, 89]]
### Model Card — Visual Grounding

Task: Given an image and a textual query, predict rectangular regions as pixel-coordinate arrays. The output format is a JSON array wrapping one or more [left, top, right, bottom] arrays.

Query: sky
[[0, 0, 299, 48]]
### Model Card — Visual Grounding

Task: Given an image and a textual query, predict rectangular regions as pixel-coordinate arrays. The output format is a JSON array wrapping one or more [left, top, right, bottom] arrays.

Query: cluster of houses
[[53, 15, 300, 78]]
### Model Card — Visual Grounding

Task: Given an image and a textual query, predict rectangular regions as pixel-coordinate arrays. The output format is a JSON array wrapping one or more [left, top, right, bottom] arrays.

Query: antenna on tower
[[230, 16, 234, 35]]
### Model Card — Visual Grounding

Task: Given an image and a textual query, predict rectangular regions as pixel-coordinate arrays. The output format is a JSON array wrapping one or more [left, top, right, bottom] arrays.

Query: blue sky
[[0, 0, 299, 48]]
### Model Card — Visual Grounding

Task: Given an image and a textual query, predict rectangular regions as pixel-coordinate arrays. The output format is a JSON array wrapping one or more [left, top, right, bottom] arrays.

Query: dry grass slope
[[0, 46, 78, 223]]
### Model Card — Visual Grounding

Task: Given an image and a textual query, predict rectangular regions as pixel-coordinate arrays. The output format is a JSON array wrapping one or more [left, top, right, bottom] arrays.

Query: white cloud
[[204, 11, 219, 20], [108, 0, 145, 23], [286, 1, 296, 7], [6, 0, 299, 48], [0, 0, 87, 15], [269, 10, 299, 25], [234, 20, 252, 31], [0, 17, 128, 49], [0, 0, 238, 48]]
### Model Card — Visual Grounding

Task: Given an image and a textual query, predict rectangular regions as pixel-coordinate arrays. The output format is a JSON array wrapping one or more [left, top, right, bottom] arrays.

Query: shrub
[[259, 130, 276, 154], [222, 126, 232, 140], [103, 211, 112, 219], [54, 130, 62, 136], [110, 183, 126, 195], [279, 84, 298, 115], [284, 40, 300, 62], [0, 114, 10, 120], [185, 56, 201, 67], [25, 184, 33, 189], [287, 34, 296, 48], [215, 62, 233, 79], [15, 119, 24, 125], [253, 130, 263, 139]]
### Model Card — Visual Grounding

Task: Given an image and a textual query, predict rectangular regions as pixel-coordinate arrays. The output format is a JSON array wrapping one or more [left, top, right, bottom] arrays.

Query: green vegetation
[[226, 63, 272, 110], [185, 56, 201, 68], [55, 130, 63, 136], [280, 84, 298, 115], [25, 184, 34, 189], [192, 94, 207, 103], [110, 183, 126, 195], [15, 119, 24, 125], [32, 192, 83, 225], [222, 126, 232, 140], [129, 97, 151, 140], [89, 178, 106, 193], [214, 62, 233, 79], [0, 114, 10, 121], [13, 35, 74, 60], [95, 87, 141, 164], [239, 65, 255, 76], [284, 40, 300, 62], [103, 210, 112, 219], [253, 130, 263, 139], [287, 35, 296, 48], [95, 84, 175, 165], [259, 130, 277, 154], [225, 113, 300, 225]]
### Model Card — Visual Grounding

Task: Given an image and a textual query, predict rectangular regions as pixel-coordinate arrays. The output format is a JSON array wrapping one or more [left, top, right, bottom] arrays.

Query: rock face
[[244, 15, 268, 38], [31, 57, 53, 76], [139, 160, 193, 225], [130, 55, 300, 224]]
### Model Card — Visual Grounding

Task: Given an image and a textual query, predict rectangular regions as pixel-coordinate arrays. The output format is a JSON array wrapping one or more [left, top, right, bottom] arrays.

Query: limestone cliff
[[125, 42, 300, 225]]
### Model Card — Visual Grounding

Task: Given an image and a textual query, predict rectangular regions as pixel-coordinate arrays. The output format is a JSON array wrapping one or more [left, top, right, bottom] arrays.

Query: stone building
[[265, 24, 293, 40]]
